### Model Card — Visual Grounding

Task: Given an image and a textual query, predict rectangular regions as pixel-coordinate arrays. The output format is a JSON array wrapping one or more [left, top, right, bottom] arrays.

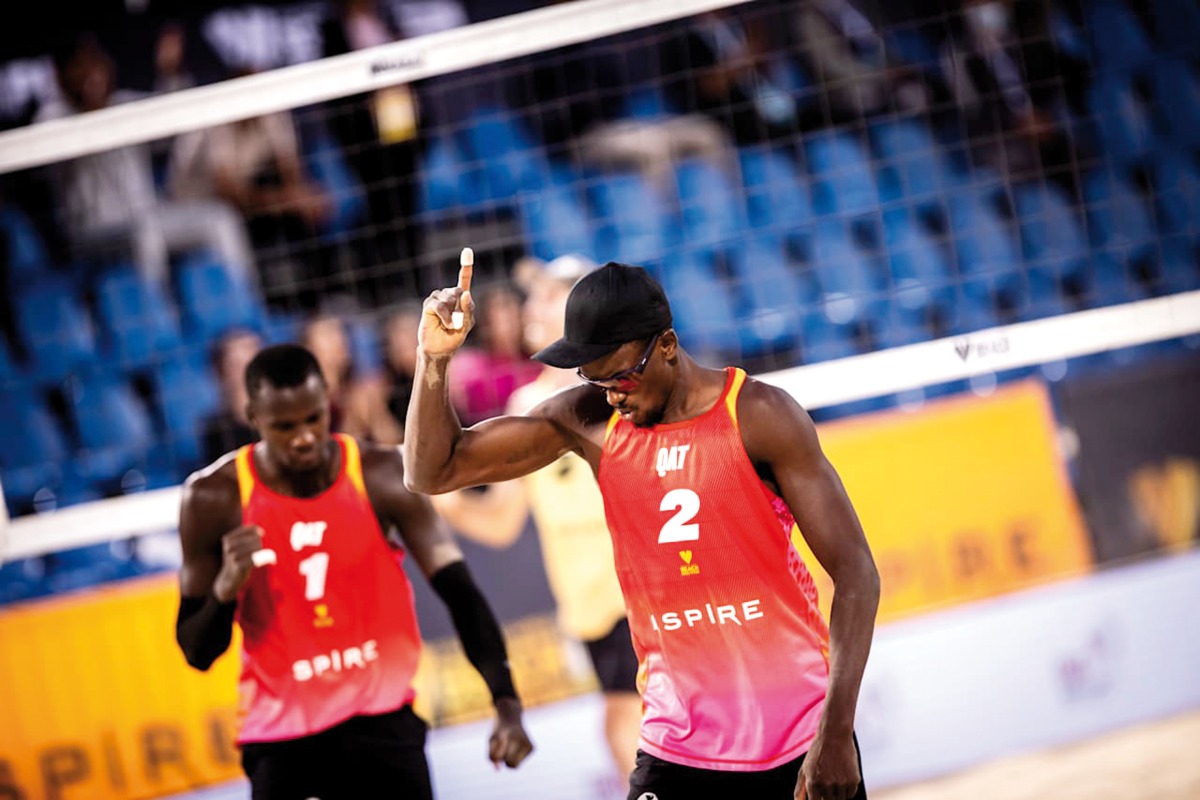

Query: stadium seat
[[882, 208, 955, 323], [1150, 57, 1200, 151], [801, 313, 863, 364], [809, 219, 886, 325], [304, 127, 368, 239], [805, 130, 881, 219], [152, 355, 222, 474], [1150, 0, 1200, 61], [457, 104, 544, 210], [1084, 0, 1156, 75], [419, 134, 469, 217], [44, 542, 140, 595], [674, 157, 745, 257], [95, 264, 185, 373], [0, 557, 50, 605], [1086, 77, 1156, 168], [519, 175, 593, 262], [1150, 147, 1200, 239], [869, 118, 963, 208], [588, 171, 672, 264], [656, 253, 743, 362], [1080, 169, 1161, 302], [67, 373, 163, 493], [0, 205, 51, 286], [176, 250, 267, 347], [1013, 182, 1090, 300], [729, 236, 812, 354], [738, 146, 813, 253], [0, 387, 72, 515], [14, 277, 98, 385]]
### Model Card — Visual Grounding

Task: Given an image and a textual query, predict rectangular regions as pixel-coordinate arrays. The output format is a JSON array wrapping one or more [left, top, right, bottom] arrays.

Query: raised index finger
[[458, 247, 474, 292]]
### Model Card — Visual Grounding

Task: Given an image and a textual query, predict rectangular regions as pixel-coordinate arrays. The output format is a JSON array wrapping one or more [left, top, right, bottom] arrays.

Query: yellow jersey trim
[[725, 368, 747, 429], [604, 410, 621, 443], [339, 434, 368, 499], [235, 445, 255, 509]]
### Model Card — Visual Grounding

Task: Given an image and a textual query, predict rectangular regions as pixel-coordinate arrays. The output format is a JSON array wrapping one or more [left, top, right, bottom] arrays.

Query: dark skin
[[404, 256, 880, 800], [177, 373, 533, 769]]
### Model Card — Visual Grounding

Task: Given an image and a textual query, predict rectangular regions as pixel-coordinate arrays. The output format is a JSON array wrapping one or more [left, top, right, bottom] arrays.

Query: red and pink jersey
[[233, 434, 422, 743], [599, 368, 830, 771]]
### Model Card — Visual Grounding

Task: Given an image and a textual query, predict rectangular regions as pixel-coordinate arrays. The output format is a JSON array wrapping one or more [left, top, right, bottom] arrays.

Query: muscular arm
[[175, 465, 243, 670], [403, 352, 577, 493], [740, 381, 880, 740]]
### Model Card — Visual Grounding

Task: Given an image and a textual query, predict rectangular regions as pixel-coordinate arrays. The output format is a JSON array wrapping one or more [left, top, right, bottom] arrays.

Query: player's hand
[[419, 247, 476, 358], [213, 525, 268, 603], [795, 730, 861, 800], [488, 696, 534, 770]]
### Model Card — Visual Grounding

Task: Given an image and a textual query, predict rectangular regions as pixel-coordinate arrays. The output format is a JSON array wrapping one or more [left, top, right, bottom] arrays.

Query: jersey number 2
[[658, 488, 700, 543]]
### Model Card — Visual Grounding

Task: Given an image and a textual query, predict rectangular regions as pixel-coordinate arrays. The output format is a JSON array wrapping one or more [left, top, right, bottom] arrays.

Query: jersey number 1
[[298, 552, 330, 600]]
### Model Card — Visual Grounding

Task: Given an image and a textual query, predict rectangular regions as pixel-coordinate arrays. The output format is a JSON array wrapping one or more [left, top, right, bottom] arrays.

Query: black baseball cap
[[532, 262, 673, 368]]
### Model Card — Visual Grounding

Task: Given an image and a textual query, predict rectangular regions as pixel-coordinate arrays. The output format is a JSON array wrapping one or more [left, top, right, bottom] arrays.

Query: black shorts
[[627, 735, 867, 800], [241, 704, 432, 800], [584, 617, 639, 694]]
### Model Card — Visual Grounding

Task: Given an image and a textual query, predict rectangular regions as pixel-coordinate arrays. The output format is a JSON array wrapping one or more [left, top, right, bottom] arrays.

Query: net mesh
[[0, 0, 1198, 522]]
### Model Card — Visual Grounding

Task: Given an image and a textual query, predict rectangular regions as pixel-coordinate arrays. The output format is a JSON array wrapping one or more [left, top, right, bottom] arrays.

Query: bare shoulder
[[179, 453, 242, 541], [736, 376, 820, 459]]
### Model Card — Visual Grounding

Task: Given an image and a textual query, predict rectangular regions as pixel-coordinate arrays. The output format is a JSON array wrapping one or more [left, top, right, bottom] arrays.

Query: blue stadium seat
[[67, 373, 163, 492], [588, 171, 673, 264], [738, 147, 813, 251], [0, 387, 72, 515], [1150, 147, 1200, 238], [674, 158, 745, 257], [882, 208, 955, 323], [801, 313, 863, 364], [15, 277, 98, 385], [1086, 76, 1155, 168], [809, 220, 886, 325], [1013, 182, 1090, 296], [304, 127, 368, 239], [1084, 0, 1156, 75], [656, 253, 743, 361], [805, 130, 881, 218], [519, 173, 593, 262], [1150, 0, 1200, 60], [176, 251, 266, 346], [45, 542, 140, 594], [457, 105, 545, 210], [95, 265, 185, 373], [152, 355, 222, 474], [730, 236, 813, 354], [0, 205, 51, 286], [0, 558, 49, 604], [869, 118, 963, 207], [1081, 169, 1160, 303], [419, 134, 469, 217], [943, 284, 1003, 336], [1150, 57, 1200, 151]]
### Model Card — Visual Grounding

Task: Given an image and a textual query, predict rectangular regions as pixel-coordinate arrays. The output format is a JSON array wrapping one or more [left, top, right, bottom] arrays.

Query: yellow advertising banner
[[794, 379, 1094, 622], [0, 575, 594, 800]]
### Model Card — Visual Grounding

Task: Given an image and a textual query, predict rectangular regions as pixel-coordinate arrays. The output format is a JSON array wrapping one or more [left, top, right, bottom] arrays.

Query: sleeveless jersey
[[234, 434, 423, 744], [513, 373, 626, 642], [599, 368, 831, 771]]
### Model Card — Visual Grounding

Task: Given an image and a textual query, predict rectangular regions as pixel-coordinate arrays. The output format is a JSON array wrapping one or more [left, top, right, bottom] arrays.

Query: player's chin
[[285, 453, 323, 472]]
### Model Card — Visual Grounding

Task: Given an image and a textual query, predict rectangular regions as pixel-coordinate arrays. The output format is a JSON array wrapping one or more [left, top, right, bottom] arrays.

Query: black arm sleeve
[[176, 594, 238, 671], [430, 560, 518, 703]]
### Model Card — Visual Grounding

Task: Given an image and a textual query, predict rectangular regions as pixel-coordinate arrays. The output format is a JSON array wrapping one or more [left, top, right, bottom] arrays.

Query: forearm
[[820, 553, 880, 737], [176, 593, 237, 671], [403, 352, 463, 493], [430, 560, 517, 703]]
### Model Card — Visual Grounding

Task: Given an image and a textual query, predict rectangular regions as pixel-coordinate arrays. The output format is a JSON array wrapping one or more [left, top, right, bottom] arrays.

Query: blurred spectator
[[381, 299, 425, 434], [448, 280, 541, 426], [301, 311, 403, 444], [792, 0, 932, 125], [200, 327, 263, 463], [660, 6, 806, 151], [934, 0, 1088, 196], [319, 0, 433, 292], [168, 69, 334, 307], [511, 31, 733, 192], [35, 33, 258, 292]]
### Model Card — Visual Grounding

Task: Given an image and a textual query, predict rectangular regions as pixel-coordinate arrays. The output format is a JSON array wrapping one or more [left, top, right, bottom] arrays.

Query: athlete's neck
[[257, 439, 341, 498], [659, 355, 728, 425]]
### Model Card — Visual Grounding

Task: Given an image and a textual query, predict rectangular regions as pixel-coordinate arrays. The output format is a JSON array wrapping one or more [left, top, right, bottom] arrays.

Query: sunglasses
[[577, 334, 661, 391]]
